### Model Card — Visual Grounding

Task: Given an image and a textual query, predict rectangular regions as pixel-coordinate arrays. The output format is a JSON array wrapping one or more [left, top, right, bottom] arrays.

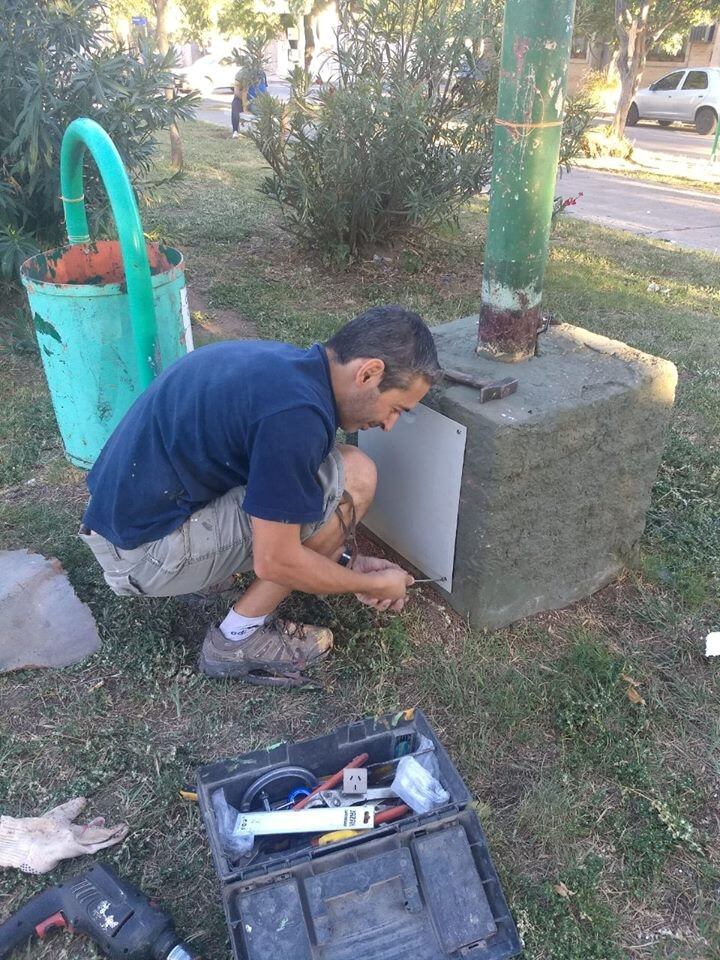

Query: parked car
[[174, 51, 238, 97], [628, 67, 720, 135]]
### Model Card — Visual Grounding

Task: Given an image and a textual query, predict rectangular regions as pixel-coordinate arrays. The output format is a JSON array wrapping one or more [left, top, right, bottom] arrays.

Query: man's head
[[325, 306, 442, 433]]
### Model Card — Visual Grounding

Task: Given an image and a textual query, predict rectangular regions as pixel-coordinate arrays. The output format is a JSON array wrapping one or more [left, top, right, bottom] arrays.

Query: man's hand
[[353, 555, 414, 612], [251, 519, 413, 601]]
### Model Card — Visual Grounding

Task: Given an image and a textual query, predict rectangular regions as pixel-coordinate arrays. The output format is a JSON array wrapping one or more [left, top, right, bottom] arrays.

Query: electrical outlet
[[343, 768, 368, 795]]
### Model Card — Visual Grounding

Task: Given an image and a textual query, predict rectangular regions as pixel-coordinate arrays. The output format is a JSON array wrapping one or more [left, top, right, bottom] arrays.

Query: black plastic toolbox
[[197, 709, 522, 960]]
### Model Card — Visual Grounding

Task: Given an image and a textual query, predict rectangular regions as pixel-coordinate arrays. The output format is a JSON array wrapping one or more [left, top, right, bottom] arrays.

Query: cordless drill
[[0, 863, 200, 960]]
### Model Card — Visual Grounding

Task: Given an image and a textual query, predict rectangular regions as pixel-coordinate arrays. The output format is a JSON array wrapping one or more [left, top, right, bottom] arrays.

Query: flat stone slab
[[0, 550, 101, 672]]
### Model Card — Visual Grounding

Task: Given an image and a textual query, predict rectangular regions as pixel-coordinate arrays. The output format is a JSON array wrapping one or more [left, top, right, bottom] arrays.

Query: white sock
[[219, 609, 268, 643]]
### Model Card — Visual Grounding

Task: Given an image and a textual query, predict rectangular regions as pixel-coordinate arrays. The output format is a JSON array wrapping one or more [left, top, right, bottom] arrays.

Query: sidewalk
[[575, 146, 720, 187], [559, 166, 720, 254], [583, 115, 720, 187]]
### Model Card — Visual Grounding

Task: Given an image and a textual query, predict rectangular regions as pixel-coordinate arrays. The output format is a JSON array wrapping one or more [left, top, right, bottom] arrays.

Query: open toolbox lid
[[222, 808, 522, 960]]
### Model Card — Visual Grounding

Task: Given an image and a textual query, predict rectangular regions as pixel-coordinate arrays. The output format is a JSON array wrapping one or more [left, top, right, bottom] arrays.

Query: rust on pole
[[478, 0, 576, 362]]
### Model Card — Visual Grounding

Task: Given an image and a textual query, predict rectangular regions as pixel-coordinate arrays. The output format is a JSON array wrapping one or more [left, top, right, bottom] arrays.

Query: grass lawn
[[0, 119, 718, 959]]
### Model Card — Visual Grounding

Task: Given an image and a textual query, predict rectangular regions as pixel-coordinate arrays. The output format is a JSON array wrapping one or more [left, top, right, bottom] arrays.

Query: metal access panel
[[358, 404, 467, 591]]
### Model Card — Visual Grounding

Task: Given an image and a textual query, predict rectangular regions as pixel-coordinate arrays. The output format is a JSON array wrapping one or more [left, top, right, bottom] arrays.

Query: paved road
[[607, 120, 716, 161], [559, 167, 720, 254], [196, 94, 720, 255], [560, 119, 720, 252], [195, 94, 232, 128]]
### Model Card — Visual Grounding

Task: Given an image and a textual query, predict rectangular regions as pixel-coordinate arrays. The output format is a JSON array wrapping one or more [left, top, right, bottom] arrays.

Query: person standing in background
[[231, 69, 245, 139]]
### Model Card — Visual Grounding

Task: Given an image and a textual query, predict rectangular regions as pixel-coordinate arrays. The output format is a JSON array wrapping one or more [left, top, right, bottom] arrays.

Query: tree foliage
[[576, 0, 720, 50], [176, 0, 216, 45], [0, 0, 197, 278], [216, 0, 282, 42], [574, 0, 720, 135], [610, 0, 720, 136], [574, 0, 616, 46], [250, 0, 496, 260]]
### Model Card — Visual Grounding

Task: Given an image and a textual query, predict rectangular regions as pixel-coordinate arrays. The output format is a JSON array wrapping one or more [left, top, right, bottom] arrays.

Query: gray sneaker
[[198, 618, 333, 686]]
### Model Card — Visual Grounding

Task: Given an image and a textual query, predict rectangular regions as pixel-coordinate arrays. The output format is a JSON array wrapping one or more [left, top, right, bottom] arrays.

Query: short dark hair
[[325, 306, 442, 391]]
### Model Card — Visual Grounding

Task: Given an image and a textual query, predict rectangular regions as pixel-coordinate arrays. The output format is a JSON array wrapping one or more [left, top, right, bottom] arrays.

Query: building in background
[[568, 21, 720, 95]]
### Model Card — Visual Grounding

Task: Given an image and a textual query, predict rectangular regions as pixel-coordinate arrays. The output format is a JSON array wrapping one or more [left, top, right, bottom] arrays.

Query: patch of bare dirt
[[0, 475, 87, 509], [187, 285, 258, 343], [251, 229, 487, 316]]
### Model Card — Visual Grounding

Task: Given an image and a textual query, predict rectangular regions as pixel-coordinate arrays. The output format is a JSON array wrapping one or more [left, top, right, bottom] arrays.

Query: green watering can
[[20, 118, 193, 469]]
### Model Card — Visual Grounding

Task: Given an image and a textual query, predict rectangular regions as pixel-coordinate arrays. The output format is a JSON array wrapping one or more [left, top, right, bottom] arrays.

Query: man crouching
[[79, 306, 442, 686]]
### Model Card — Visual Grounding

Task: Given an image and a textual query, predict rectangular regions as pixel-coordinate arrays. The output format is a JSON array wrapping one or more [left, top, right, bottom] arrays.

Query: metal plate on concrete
[[358, 404, 466, 590]]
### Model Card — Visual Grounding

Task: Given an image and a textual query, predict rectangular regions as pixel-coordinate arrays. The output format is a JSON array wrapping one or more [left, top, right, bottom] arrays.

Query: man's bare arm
[[251, 517, 412, 599]]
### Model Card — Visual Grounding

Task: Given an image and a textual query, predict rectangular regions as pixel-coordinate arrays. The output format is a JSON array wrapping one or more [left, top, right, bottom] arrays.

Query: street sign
[[131, 16, 147, 25]]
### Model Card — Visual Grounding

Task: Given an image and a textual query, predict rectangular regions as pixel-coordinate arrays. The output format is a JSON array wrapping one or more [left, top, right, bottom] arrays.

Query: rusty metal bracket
[[443, 368, 518, 403], [536, 312, 558, 337]]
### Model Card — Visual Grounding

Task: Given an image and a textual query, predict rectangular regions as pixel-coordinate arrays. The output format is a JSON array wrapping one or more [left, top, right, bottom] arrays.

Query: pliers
[[305, 787, 398, 809]]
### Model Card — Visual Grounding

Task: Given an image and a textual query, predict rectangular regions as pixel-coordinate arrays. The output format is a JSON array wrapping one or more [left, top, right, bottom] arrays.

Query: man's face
[[340, 370, 430, 433]]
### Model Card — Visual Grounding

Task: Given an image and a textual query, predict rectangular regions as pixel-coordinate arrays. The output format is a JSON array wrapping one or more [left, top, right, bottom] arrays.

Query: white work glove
[[352, 554, 410, 613], [0, 797, 128, 874]]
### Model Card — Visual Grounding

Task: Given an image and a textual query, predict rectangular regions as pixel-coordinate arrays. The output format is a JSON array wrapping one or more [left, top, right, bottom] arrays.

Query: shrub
[[581, 124, 634, 161], [249, 0, 496, 261], [250, 0, 596, 261], [568, 71, 634, 161], [559, 88, 600, 170], [580, 68, 621, 115], [0, 0, 198, 279], [551, 192, 584, 231]]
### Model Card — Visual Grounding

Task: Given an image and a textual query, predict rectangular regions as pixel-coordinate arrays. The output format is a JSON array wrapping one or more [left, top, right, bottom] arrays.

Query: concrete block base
[[428, 316, 677, 629]]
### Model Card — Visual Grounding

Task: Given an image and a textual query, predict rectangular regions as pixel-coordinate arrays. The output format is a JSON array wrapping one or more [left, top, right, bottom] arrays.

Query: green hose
[[60, 118, 158, 387]]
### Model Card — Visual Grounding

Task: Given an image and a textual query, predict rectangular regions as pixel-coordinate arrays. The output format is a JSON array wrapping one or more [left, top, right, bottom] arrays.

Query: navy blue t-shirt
[[83, 341, 339, 548]]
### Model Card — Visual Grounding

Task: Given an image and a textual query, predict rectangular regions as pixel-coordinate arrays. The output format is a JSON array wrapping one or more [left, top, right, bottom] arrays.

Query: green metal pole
[[711, 119, 720, 162], [60, 118, 159, 387], [478, 0, 576, 362]]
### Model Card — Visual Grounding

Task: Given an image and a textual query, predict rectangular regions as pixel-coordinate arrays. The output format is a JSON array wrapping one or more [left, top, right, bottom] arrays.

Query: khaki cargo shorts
[[79, 448, 345, 598]]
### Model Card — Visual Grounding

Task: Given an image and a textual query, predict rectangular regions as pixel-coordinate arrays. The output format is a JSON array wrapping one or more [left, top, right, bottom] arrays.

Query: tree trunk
[[303, 14, 316, 69], [153, 0, 183, 171], [612, 66, 636, 137], [587, 39, 602, 71], [588, 38, 612, 72], [611, 0, 651, 139], [169, 114, 183, 171], [295, 14, 306, 71], [474, 28, 496, 60], [608, 48, 620, 80], [154, 0, 169, 55]]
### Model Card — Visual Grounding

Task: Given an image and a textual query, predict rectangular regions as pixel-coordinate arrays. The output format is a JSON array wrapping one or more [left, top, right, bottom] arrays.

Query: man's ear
[[356, 358, 385, 386]]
